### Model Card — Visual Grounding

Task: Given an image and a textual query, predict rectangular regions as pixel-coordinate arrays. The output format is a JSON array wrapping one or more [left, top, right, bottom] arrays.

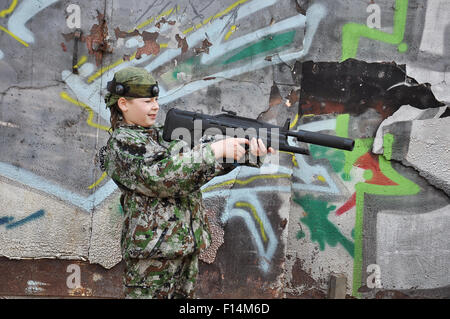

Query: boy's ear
[[117, 97, 129, 113]]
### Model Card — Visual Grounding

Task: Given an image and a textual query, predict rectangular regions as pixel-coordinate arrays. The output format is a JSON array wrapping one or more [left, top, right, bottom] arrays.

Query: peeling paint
[[83, 11, 112, 66]]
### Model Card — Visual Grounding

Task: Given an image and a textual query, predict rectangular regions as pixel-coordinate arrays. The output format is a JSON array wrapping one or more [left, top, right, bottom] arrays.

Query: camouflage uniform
[[101, 121, 264, 298], [100, 67, 264, 299]]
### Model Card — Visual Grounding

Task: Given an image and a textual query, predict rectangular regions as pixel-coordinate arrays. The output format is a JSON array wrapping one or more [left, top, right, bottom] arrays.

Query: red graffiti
[[336, 153, 397, 216]]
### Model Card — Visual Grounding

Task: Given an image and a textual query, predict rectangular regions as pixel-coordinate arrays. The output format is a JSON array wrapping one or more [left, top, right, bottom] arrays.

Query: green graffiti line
[[352, 133, 420, 298], [294, 195, 355, 258], [341, 0, 409, 61], [223, 30, 296, 65]]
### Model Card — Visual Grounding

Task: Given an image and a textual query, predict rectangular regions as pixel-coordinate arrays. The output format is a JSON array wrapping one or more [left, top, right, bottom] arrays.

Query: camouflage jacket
[[101, 122, 264, 264]]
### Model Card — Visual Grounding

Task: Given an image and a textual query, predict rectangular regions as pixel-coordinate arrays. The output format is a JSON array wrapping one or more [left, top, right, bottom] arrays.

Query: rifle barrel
[[288, 130, 354, 151]]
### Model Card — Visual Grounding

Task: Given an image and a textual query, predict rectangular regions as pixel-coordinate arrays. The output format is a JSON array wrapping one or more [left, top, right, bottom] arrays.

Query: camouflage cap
[[105, 67, 158, 108]]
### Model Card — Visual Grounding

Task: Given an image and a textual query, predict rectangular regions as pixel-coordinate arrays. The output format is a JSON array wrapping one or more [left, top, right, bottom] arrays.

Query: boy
[[100, 67, 274, 298]]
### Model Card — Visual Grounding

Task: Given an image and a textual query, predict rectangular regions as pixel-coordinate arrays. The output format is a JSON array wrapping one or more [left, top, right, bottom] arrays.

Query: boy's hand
[[210, 137, 276, 161], [210, 138, 248, 160], [249, 137, 276, 157]]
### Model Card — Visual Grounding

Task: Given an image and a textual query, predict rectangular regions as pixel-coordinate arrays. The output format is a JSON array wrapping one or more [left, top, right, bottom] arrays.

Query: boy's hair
[[109, 102, 123, 131]]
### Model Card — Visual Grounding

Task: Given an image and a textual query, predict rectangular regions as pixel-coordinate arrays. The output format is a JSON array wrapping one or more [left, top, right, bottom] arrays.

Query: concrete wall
[[0, 0, 448, 298]]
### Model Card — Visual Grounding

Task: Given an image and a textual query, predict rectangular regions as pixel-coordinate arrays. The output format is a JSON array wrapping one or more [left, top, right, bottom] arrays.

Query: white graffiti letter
[[66, 264, 81, 289], [366, 4, 381, 29], [66, 4, 81, 29], [367, 264, 382, 288]]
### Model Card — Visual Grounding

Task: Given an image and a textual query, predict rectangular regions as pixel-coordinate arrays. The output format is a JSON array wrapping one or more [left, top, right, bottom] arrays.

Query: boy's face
[[119, 97, 159, 127]]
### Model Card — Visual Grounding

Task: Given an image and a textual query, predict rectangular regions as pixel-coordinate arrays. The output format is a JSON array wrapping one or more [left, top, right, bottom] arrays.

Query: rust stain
[[291, 258, 318, 288], [114, 27, 161, 59], [176, 34, 189, 53], [269, 83, 283, 107], [61, 42, 67, 52], [114, 28, 140, 39], [287, 257, 328, 299], [136, 31, 160, 59], [300, 100, 346, 115], [61, 11, 112, 66], [61, 32, 75, 42], [294, 1, 307, 15], [194, 38, 212, 55], [155, 17, 176, 28], [286, 89, 299, 108], [84, 10, 112, 66], [286, 288, 327, 299], [375, 290, 416, 299], [0, 257, 124, 298], [68, 287, 93, 297]]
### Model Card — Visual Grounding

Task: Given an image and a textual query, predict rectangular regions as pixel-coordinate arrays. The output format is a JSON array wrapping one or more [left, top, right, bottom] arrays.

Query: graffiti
[[198, 112, 356, 272], [293, 194, 355, 258], [0, 209, 45, 230], [59, 92, 109, 131], [62, 0, 326, 123], [0, 162, 117, 212], [202, 168, 283, 273], [0, 0, 58, 60], [0, 0, 26, 60], [289, 113, 424, 297], [290, 115, 422, 296], [8, 0, 58, 43], [341, 0, 409, 61], [0, 0, 17, 18]]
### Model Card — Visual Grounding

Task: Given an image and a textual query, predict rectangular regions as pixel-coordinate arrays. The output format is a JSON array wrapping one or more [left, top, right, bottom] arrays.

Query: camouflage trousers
[[123, 253, 199, 299]]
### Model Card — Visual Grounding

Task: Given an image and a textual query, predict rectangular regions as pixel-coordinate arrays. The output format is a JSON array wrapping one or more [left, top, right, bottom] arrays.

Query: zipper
[[148, 227, 168, 258]]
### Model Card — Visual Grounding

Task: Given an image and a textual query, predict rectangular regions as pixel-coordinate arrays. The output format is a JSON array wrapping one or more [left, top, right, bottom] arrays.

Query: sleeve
[[105, 129, 226, 198]]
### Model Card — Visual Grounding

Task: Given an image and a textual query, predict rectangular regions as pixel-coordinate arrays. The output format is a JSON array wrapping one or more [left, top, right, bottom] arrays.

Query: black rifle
[[162, 108, 354, 155]]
